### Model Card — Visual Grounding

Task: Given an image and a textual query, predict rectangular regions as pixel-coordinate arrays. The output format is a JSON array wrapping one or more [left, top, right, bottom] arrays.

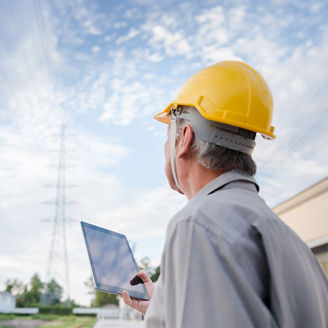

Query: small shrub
[[38, 305, 73, 315], [32, 313, 61, 321]]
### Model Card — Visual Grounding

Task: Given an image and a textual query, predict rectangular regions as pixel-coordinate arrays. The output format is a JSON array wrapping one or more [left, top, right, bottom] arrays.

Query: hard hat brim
[[154, 103, 276, 139]]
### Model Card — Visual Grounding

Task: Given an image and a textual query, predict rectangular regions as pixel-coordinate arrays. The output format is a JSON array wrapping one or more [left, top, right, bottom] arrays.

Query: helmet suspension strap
[[170, 118, 182, 192]]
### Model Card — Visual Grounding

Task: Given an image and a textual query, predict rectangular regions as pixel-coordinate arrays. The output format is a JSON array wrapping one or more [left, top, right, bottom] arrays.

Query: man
[[122, 61, 328, 327]]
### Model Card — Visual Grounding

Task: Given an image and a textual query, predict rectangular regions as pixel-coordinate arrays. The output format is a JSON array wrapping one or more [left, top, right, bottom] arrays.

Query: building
[[98, 304, 120, 320], [73, 304, 120, 319], [118, 296, 143, 321], [0, 291, 16, 313], [273, 176, 328, 278]]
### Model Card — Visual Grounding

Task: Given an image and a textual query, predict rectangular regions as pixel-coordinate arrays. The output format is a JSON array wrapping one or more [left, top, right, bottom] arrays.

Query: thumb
[[137, 270, 152, 284]]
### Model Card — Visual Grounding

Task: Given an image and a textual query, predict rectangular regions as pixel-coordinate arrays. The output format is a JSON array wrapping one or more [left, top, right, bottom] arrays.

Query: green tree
[[150, 266, 160, 282], [138, 257, 160, 282], [16, 286, 28, 307], [84, 276, 118, 307], [4, 279, 24, 295], [4, 274, 67, 307], [25, 273, 43, 305], [138, 256, 154, 276], [92, 290, 119, 307], [5, 276, 43, 307], [42, 279, 63, 305]]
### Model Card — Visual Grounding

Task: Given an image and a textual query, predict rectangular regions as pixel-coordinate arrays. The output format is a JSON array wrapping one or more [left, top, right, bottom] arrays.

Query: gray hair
[[175, 114, 257, 176]]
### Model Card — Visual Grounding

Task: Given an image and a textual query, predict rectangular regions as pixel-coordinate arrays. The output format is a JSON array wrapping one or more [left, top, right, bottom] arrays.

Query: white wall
[[0, 293, 16, 313]]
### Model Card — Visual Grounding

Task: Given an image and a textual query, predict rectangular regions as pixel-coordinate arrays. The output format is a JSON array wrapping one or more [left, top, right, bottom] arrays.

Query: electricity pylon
[[42, 125, 71, 304]]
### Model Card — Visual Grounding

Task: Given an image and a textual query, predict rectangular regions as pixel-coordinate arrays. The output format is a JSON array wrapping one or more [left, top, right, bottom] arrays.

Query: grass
[[0, 314, 97, 328], [40, 315, 96, 328], [0, 315, 17, 321]]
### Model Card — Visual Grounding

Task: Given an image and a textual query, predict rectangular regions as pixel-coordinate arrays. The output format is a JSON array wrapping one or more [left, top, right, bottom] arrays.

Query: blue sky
[[0, 0, 328, 305]]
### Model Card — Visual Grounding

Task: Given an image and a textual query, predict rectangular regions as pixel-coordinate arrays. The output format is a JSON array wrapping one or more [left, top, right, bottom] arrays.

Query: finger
[[137, 270, 152, 284], [122, 290, 132, 306]]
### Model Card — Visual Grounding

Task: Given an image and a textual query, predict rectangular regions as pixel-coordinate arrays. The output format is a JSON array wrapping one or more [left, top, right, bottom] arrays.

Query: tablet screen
[[81, 221, 149, 300]]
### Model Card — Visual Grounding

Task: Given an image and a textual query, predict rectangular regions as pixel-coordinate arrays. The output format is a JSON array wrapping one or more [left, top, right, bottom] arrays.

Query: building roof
[[273, 176, 328, 215], [0, 291, 14, 297], [273, 176, 328, 246], [102, 303, 119, 309]]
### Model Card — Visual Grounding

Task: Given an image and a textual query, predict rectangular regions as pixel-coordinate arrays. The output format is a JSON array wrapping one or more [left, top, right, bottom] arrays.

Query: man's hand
[[122, 270, 155, 314]]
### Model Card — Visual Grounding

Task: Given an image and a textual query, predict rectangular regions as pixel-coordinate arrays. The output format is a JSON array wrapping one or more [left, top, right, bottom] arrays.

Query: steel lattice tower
[[43, 125, 70, 304]]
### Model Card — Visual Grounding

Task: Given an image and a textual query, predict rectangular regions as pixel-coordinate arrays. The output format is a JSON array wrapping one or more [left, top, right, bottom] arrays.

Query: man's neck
[[180, 162, 222, 200]]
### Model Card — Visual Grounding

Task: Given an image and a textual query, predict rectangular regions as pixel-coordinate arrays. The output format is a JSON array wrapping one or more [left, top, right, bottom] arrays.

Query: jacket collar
[[194, 170, 259, 198]]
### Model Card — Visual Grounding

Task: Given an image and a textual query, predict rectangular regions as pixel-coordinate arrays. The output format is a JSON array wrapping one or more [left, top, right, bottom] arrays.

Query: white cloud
[[200, 46, 241, 63], [228, 5, 246, 30], [311, 3, 322, 12], [100, 80, 160, 125], [108, 185, 185, 238], [114, 22, 127, 29], [124, 7, 141, 19], [145, 51, 164, 62], [94, 48, 169, 125], [62, 0, 103, 35], [91, 45, 100, 53], [253, 25, 328, 206], [0, 0, 132, 305], [116, 27, 140, 45], [0, 120, 130, 304], [234, 35, 287, 66], [146, 25, 192, 57], [195, 5, 228, 45]]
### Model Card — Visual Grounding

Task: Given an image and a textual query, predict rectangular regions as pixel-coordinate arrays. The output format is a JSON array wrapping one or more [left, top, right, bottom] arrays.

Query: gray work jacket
[[145, 170, 328, 328]]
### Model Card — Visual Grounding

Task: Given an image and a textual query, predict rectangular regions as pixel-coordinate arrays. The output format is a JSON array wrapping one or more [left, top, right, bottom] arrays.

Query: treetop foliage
[[3, 273, 71, 308]]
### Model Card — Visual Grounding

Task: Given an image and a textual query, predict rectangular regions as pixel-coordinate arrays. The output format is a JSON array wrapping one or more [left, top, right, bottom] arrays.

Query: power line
[[258, 69, 328, 173]]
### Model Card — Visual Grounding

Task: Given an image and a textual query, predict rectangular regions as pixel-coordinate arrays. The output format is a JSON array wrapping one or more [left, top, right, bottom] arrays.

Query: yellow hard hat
[[154, 60, 275, 139]]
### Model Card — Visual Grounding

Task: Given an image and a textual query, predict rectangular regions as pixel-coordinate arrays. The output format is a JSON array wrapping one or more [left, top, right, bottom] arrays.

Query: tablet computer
[[81, 221, 149, 300]]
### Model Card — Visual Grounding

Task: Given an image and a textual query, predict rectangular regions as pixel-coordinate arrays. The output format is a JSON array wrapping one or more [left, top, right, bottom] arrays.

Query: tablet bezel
[[81, 221, 149, 301]]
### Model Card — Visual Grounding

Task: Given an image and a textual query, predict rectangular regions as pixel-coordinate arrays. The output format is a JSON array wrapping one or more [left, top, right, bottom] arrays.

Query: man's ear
[[177, 125, 194, 158]]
